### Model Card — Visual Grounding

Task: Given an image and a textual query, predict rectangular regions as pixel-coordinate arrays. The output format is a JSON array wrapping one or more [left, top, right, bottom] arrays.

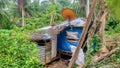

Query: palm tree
[[0, 0, 8, 9], [0, 0, 14, 29], [18, 0, 25, 27]]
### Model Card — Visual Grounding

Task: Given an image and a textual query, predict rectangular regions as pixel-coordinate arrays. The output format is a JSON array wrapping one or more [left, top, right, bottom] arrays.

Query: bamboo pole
[[68, 0, 98, 68], [50, 11, 55, 26]]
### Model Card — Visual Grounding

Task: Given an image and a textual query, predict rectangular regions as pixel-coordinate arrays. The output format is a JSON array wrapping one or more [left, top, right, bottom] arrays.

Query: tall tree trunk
[[18, 0, 25, 27], [18, 0, 24, 16], [86, 0, 90, 18], [79, 0, 86, 17], [79, 0, 90, 18]]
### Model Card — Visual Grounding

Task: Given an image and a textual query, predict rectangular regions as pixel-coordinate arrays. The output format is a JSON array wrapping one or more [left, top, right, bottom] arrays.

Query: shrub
[[0, 29, 40, 68], [106, 17, 119, 30]]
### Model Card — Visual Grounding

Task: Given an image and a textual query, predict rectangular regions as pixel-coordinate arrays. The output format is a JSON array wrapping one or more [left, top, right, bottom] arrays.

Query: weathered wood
[[45, 42, 51, 63], [50, 11, 55, 26], [39, 46, 45, 64], [85, 1, 108, 52], [86, 10, 103, 51], [99, 12, 107, 45], [68, 0, 98, 68], [58, 50, 72, 56], [87, 12, 108, 41], [93, 47, 119, 63], [84, 12, 108, 54], [99, 0, 108, 45], [51, 36, 57, 58]]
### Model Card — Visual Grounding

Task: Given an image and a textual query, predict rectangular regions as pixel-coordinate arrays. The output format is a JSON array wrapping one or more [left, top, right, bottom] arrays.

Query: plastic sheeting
[[57, 27, 83, 52], [70, 45, 85, 65]]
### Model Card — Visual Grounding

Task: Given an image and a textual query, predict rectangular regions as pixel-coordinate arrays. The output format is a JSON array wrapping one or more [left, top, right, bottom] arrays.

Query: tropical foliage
[[0, 0, 120, 68], [0, 29, 40, 67], [107, 0, 120, 20]]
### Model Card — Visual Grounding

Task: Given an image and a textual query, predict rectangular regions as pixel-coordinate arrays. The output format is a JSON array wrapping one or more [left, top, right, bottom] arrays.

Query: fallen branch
[[93, 47, 119, 63], [106, 42, 120, 44]]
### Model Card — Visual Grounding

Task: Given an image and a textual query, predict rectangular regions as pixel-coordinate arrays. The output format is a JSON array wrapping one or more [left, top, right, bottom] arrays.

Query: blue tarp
[[57, 27, 83, 52]]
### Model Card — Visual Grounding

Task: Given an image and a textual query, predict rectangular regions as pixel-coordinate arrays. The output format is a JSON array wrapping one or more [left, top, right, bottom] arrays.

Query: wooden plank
[[45, 42, 51, 63], [58, 50, 72, 56], [51, 36, 57, 58], [68, 0, 98, 68], [38, 46, 45, 64]]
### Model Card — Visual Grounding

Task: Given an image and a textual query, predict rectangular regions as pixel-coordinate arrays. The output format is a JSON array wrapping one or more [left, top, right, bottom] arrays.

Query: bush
[[0, 29, 40, 68], [89, 34, 102, 54], [106, 17, 119, 30]]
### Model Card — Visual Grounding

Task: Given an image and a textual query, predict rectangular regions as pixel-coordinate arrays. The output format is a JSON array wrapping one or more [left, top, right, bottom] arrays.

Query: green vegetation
[[0, 29, 40, 68], [0, 11, 14, 29], [107, 0, 120, 20], [85, 1, 120, 67], [85, 15, 120, 68], [0, 0, 73, 67], [0, 0, 120, 68], [24, 4, 64, 30]]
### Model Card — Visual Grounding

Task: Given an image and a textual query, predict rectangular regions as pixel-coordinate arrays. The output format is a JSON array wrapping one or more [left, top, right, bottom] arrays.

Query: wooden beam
[[68, 0, 98, 68]]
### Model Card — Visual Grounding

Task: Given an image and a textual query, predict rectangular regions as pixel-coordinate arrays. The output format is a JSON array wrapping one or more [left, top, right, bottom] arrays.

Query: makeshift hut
[[30, 17, 86, 64]]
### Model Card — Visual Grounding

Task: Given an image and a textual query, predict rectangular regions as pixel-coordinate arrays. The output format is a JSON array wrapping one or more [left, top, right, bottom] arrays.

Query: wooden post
[[51, 35, 57, 58], [68, 0, 98, 68], [99, 11, 108, 45], [22, 10, 25, 27], [50, 11, 55, 26]]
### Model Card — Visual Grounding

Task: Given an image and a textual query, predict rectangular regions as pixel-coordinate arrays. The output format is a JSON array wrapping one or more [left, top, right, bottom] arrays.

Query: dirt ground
[[47, 59, 68, 68]]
